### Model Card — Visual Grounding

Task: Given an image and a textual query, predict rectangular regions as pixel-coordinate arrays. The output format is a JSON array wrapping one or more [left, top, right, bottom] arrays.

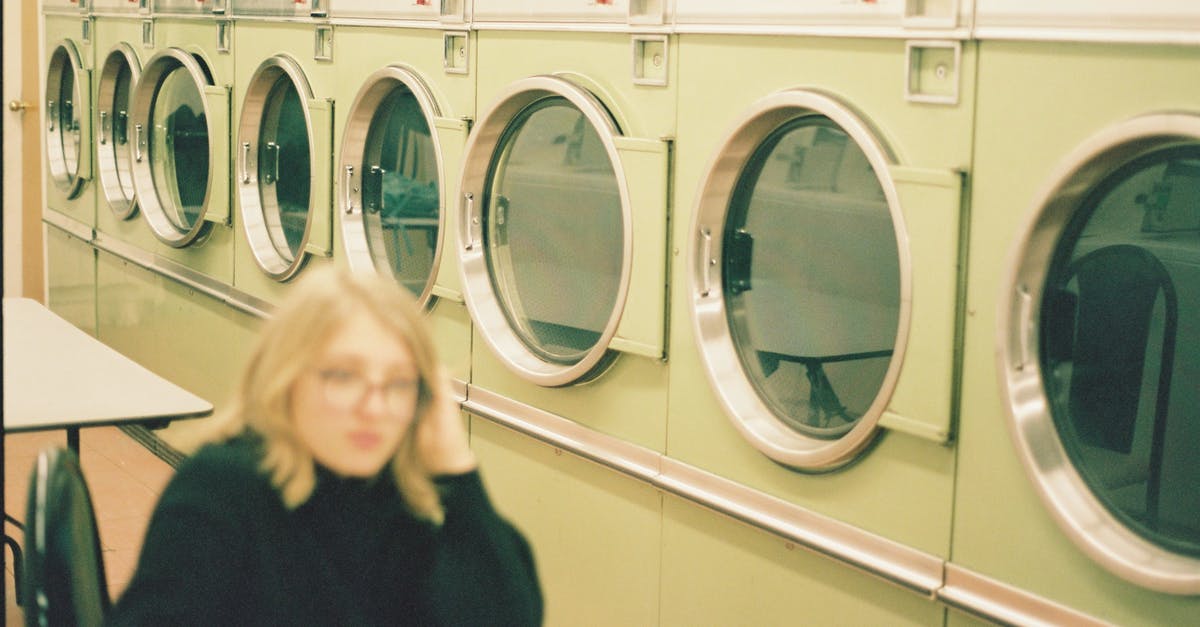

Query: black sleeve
[[105, 445, 262, 626], [428, 471, 543, 627]]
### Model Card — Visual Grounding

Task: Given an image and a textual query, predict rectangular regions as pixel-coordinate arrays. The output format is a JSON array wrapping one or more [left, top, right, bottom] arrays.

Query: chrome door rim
[[457, 75, 634, 387], [237, 54, 316, 281], [998, 112, 1200, 594], [338, 65, 447, 306], [129, 47, 217, 248], [96, 43, 141, 220], [688, 88, 912, 471], [45, 39, 89, 200]]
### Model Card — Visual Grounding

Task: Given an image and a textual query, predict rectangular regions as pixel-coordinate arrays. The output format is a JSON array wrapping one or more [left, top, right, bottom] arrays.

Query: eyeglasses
[[315, 368, 418, 416]]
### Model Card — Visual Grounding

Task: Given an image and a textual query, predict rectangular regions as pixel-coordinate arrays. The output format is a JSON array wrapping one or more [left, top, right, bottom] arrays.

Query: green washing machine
[[230, 0, 336, 303], [329, 0, 475, 381], [128, 0, 234, 282], [43, 0, 97, 331], [457, 2, 674, 624], [92, 0, 152, 250], [112, 0, 243, 452], [44, 0, 95, 230], [957, 0, 1200, 624], [668, 0, 970, 624]]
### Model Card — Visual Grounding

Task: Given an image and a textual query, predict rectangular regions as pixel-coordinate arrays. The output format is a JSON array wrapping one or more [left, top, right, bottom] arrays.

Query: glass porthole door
[[690, 90, 910, 471], [238, 55, 329, 281], [1000, 114, 1200, 594], [97, 44, 141, 220], [340, 66, 447, 303], [458, 76, 654, 387], [46, 40, 92, 200], [129, 48, 229, 247]]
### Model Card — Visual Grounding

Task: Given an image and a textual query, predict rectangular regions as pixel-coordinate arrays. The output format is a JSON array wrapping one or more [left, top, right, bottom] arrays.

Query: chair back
[[22, 446, 110, 627], [1062, 244, 1177, 453]]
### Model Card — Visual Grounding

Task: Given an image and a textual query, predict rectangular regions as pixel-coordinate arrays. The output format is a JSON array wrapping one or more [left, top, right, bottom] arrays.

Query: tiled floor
[[4, 427, 174, 626]]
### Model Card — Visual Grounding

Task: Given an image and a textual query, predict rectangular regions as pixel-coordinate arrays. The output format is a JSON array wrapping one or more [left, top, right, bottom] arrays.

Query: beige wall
[[3, 0, 45, 301]]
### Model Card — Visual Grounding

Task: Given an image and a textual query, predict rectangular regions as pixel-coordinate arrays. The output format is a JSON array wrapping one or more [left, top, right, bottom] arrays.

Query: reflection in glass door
[[340, 66, 447, 303], [724, 116, 899, 439], [46, 41, 89, 199], [1040, 145, 1200, 557], [999, 115, 1200, 592], [362, 87, 438, 293], [690, 90, 909, 470], [97, 45, 140, 219], [130, 48, 219, 247], [151, 66, 209, 231], [484, 97, 623, 365], [258, 77, 310, 260], [238, 56, 317, 280]]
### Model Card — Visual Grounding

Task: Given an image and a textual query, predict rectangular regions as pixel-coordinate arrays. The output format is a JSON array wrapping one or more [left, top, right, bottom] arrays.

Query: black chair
[[1048, 244, 1178, 527], [21, 446, 110, 627]]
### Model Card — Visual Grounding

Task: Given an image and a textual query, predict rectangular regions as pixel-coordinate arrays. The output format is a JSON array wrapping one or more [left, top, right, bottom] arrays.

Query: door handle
[[699, 227, 715, 297], [241, 142, 251, 184]]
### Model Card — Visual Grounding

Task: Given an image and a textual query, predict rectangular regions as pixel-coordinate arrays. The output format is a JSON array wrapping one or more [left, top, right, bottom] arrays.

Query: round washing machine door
[[340, 66, 447, 303], [129, 48, 220, 247], [238, 55, 318, 281], [45, 40, 91, 200], [458, 76, 634, 387], [689, 90, 910, 471], [96, 44, 141, 220], [1000, 114, 1200, 594]]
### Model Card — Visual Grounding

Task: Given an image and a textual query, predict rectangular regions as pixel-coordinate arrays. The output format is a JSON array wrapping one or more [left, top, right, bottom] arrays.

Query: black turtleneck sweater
[[106, 436, 542, 626]]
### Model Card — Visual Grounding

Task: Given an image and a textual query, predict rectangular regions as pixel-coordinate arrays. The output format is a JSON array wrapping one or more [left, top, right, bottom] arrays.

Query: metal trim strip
[[92, 232, 153, 268], [463, 384, 940, 596], [671, 24, 970, 40], [971, 27, 1200, 46], [463, 386, 662, 480], [42, 210, 96, 242], [328, 18, 446, 30], [150, 255, 233, 304], [939, 564, 1113, 627]]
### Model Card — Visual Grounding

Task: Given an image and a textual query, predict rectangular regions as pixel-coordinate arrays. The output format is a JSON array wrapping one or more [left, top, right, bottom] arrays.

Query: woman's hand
[[416, 369, 478, 475]]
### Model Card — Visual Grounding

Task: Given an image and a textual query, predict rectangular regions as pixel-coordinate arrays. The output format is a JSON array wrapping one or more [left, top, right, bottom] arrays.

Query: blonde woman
[[108, 268, 542, 626]]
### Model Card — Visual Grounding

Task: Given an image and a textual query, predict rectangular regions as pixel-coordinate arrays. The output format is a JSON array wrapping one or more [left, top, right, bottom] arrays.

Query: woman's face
[[291, 310, 420, 478]]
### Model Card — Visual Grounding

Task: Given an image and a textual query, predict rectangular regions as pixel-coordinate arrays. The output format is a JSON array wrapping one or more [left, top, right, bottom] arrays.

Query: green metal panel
[[304, 98, 334, 257], [953, 40, 1200, 624], [469, 418, 662, 627], [44, 14, 97, 228], [145, 19, 237, 285], [945, 609, 993, 627], [879, 166, 965, 443], [465, 30, 675, 449], [474, 31, 678, 141], [472, 338, 670, 451], [95, 249, 261, 455], [228, 22, 337, 303], [428, 297, 473, 383], [432, 116, 469, 302], [46, 225, 98, 337], [660, 497, 945, 626], [667, 34, 968, 556], [92, 16, 159, 254], [611, 136, 670, 360], [202, 85, 231, 225], [331, 26, 476, 390]]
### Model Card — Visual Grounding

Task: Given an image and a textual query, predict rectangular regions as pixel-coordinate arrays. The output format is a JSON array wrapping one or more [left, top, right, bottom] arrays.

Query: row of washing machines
[[42, 0, 1200, 624]]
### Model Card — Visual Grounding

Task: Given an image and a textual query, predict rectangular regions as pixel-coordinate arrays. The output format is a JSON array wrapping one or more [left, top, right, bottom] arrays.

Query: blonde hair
[[210, 266, 444, 522]]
